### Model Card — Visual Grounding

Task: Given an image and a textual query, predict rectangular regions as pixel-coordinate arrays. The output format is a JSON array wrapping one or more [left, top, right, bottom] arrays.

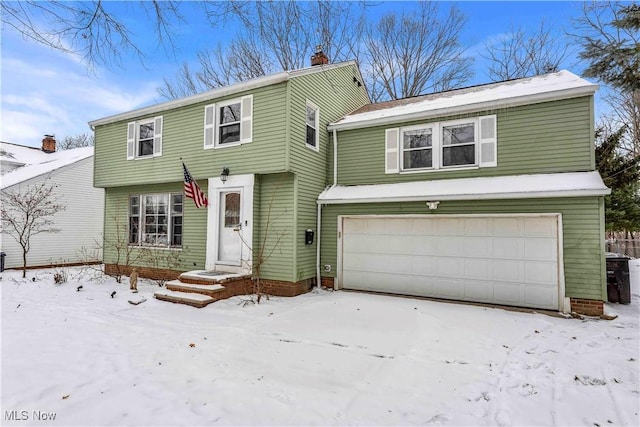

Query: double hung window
[[129, 193, 183, 248], [127, 116, 163, 160], [386, 115, 497, 173], [204, 95, 253, 149], [306, 101, 319, 150]]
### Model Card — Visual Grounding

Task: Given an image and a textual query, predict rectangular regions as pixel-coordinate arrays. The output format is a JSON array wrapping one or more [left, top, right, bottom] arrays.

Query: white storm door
[[217, 190, 243, 265]]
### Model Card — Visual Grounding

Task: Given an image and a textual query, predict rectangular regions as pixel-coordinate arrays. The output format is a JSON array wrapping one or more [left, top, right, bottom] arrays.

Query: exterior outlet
[[323, 264, 331, 272]]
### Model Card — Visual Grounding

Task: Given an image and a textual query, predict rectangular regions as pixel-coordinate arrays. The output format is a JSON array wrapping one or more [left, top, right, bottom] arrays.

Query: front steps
[[153, 271, 252, 308]]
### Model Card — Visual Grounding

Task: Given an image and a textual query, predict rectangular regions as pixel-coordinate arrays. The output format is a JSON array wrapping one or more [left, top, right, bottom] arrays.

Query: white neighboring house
[[1, 139, 104, 269]]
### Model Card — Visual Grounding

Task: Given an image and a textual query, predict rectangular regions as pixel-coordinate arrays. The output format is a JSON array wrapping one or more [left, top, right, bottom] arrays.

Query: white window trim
[[305, 100, 320, 152], [396, 115, 496, 173], [204, 95, 253, 150], [127, 116, 163, 160], [128, 192, 183, 249]]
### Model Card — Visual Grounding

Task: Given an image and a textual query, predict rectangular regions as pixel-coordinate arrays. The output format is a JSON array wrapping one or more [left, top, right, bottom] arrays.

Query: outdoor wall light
[[426, 201, 440, 210], [220, 167, 230, 183]]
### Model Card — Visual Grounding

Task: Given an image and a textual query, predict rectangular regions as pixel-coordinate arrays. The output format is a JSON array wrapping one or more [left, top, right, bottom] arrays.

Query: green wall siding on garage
[[320, 197, 606, 301], [332, 96, 595, 185]]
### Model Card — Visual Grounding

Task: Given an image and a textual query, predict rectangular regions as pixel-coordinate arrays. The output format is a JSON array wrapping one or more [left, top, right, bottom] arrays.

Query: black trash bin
[[0, 252, 5, 273], [606, 254, 631, 304]]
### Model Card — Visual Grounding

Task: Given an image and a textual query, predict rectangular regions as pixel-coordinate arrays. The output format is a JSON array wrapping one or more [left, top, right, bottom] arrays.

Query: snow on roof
[[0, 141, 51, 167], [1, 146, 94, 189], [328, 70, 598, 131], [318, 171, 610, 204]]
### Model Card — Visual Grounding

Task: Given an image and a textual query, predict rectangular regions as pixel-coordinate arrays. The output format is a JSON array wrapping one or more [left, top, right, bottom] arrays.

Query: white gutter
[[327, 86, 597, 132], [318, 188, 611, 205]]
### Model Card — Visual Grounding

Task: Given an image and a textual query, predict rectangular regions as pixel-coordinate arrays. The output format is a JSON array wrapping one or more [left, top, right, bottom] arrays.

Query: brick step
[[165, 280, 226, 297], [179, 271, 250, 286], [154, 289, 216, 308]]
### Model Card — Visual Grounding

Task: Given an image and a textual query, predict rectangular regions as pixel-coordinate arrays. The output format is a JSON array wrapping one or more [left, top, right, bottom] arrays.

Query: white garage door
[[340, 215, 561, 310]]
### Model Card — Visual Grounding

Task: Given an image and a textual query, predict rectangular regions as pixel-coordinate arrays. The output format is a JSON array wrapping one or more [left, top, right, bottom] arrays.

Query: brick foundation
[[104, 264, 313, 297], [104, 264, 181, 282], [321, 276, 335, 290], [570, 298, 604, 317]]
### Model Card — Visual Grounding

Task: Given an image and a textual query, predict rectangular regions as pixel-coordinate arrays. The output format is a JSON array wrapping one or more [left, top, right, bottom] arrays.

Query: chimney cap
[[311, 45, 329, 67]]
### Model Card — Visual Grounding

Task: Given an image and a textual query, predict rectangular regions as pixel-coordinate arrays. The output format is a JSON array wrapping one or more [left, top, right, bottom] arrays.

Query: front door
[[217, 190, 242, 266]]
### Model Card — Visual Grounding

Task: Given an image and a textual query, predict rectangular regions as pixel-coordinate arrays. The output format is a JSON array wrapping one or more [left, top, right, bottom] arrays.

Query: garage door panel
[[412, 218, 437, 235], [525, 217, 557, 237], [525, 261, 556, 284], [412, 257, 436, 275], [464, 280, 494, 302], [411, 236, 437, 256], [525, 239, 557, 261], [493, 238, 525, 259], [437, 236, 464, 256], [341, 215, 560, 310], [464, 217, 493, 236], [436, 278, 466, 299], [464, 237, 493, 257], [464, 259, 492, 280], [437, 257, 465, 277], [493, 260, 524, 283], [494, 217, 525, 237], [437, 218, 464, 236]]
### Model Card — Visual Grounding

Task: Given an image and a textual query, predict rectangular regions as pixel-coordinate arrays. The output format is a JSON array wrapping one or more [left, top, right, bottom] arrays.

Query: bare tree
[[600, 91, 640, 156], [57, 133, 95, 151], [363, 2, 473, 101], [482, 22, 571, 81], [1, 1, 185, 69], [159, 1, 367, 99], [1, 179, 65, 278]]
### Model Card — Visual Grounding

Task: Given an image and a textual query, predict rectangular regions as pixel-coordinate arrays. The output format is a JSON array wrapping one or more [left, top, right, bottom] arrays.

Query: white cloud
[[1, 33, 160, 147]]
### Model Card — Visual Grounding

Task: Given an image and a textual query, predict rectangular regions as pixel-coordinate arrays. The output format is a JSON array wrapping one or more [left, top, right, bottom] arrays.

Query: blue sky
[[1, 1, 589, 148]]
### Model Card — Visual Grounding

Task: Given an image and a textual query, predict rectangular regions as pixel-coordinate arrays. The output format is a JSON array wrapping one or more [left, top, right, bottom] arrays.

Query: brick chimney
[[310, 45, 329, 66], [42, 135, 56, 153]]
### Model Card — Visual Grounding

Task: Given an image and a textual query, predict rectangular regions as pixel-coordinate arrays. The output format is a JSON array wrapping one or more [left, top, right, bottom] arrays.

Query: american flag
[[182, 162, 208, 208]]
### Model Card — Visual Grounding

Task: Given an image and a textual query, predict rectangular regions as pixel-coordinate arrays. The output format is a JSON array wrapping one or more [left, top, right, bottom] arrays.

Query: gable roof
[[1, 141, 51, 168], [328, 70, 598, 131], [1, 146, 94, 189], [89, 61, 365, 127]]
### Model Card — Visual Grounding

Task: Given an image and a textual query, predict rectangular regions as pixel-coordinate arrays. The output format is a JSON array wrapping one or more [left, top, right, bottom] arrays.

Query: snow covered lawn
[[2, 267, 639, 426]]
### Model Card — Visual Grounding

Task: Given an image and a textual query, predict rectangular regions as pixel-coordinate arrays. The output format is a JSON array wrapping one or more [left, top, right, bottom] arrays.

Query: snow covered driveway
[[2, 268, 639, 426]]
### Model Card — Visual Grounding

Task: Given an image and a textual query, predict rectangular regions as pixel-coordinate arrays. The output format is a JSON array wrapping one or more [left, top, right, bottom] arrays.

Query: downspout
[[333, 129, 338, 185], [316, 201, 322, 289]]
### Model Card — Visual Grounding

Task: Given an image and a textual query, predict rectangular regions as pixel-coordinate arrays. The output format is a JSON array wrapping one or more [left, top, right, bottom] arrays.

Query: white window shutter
[[127, 121, 136, 160], [240, 95, 253, 144], [204, 104, 215, 149], [479, 115, 497, 168], [385, 128, 400, 174], [153, 116, 163, 156]]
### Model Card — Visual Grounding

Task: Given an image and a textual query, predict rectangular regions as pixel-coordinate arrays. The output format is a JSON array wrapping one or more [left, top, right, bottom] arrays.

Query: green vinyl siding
[[333, 96, 595, 185], [254, 173, 296, 282], [285, 65, 370, 281], [320, 197, 606, 301], [94, 83, 288, 188], [103, 183, 209, 271]]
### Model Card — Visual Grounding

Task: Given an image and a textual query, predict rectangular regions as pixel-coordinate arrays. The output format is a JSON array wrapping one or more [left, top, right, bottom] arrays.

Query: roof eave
[[318, 188, 611, 205], [89, 61, 360, 127], [327, 85, 598, 131]]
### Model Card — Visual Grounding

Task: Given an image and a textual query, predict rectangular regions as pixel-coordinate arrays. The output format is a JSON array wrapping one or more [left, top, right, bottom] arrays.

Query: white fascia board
[[327, 85, 597, 132], [317, 171, 610, 205], [89, 61, 359, 127]]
